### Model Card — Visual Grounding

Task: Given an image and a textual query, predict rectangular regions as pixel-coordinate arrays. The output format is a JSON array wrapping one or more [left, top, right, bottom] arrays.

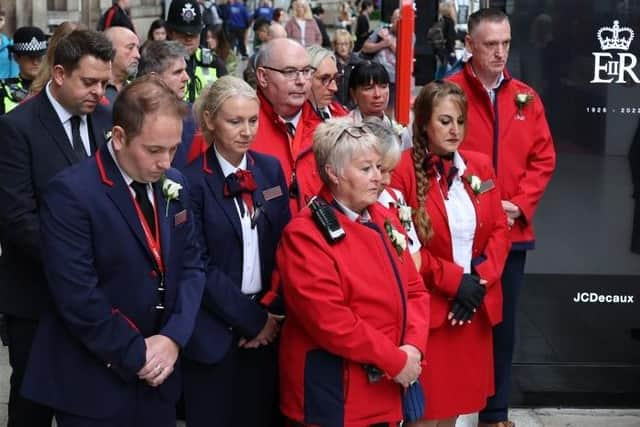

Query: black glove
[[455, 274, 486, 311], [449, 300, 475, 323]]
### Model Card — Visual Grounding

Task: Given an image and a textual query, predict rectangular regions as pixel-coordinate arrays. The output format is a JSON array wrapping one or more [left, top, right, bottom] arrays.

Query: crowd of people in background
[[0, 2, 555, 427]]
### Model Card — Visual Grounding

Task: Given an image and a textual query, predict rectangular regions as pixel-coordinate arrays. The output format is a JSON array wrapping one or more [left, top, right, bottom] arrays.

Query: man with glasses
[[448, 8, 555, 427], [253, 38, 323, 213], [306, 45, 348, 121]]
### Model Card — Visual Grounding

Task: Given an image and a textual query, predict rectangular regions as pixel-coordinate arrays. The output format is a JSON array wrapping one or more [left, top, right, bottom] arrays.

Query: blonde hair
[[332, 29, 354, 51], [30, 21, 86, 95], [193, 76, 259, 143], [294, 0, 313, 20], [411, 80, 467, 243], [313, 117, 380, 186]]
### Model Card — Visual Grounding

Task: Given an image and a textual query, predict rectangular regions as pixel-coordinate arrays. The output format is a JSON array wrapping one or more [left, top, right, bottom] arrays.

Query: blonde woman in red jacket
[[277, 118, 429, 426], [392, 81, 511, 427]]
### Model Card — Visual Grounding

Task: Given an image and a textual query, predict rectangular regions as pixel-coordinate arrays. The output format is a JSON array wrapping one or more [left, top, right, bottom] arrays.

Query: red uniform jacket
[[276, 189, 429, 426], [448, 62, 556, 249], [252, 92, 324, 213], [392, 150, 510, 328]]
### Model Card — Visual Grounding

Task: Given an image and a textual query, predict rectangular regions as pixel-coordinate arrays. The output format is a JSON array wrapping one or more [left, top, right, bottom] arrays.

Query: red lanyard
[[130, 190, 164, 274]]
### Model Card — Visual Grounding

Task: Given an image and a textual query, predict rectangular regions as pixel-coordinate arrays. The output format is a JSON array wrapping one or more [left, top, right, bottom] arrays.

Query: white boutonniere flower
[[398, 204, 413, 231], [467, 175, 482, 195], [384, 219, 407, 257], [162, 176, 183, 216], [390, 119, 406, 136]]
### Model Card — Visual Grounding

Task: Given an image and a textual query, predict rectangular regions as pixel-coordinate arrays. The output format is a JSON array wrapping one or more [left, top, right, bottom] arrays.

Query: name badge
[[479, 179, 495, 194], [174, 209, 188, 226], [262, 185, 283, 201]]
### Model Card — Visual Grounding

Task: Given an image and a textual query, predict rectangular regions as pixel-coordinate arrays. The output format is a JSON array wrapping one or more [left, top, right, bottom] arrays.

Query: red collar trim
[[96, 150, 114, 187]]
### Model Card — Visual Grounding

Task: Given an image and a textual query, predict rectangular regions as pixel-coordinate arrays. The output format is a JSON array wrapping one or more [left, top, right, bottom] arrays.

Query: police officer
[[1, 26, 47, 114], [165, 0, 227, 103]]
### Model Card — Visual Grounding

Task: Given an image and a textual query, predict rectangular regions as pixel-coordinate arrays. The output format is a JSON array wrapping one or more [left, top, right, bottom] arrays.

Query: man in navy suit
[[0, 29, 113, 427], [21, 76, 205, 426]]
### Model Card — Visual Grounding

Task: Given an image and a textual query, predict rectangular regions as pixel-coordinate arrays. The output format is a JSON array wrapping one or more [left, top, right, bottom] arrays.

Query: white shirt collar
[[333, 198, 371, 222], [107, 141, 137, 187], [45, 81, 86, 124], [281, 109, 302, 129], [452, 151, 467, 178], [214, 144, 247, 177]]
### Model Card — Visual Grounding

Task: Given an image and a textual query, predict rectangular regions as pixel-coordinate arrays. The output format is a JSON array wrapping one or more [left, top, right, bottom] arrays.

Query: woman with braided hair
[[391, 80, 511, 426]]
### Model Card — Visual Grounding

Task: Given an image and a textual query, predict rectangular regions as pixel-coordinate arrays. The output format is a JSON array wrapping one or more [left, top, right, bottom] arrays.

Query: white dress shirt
[[215, 146, 262, 295], [45, 82, 91, 156], [442, 152, 476, 273]]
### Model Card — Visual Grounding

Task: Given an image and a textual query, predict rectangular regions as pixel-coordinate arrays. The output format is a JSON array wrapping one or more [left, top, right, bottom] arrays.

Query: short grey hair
[[138, 41, 188, 76], [306, 45, 335, 69], [313, 118, 380, 185], [362, 116, 401, 168], [193, 75, 259, 142]]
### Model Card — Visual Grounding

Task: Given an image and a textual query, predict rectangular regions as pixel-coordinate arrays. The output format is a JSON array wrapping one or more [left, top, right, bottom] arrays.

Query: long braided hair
[[411, 80, 467, 243]]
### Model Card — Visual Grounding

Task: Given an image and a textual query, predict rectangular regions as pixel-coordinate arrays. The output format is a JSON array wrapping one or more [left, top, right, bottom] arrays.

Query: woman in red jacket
[[392, 81, 511, 426], [276, 118, 429, 426]]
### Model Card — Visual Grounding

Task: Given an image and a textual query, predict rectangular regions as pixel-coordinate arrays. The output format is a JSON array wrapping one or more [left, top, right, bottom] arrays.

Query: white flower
[[162, 177, 183, 216], [515, 93, 531, 104], [467, 175, 482, 194], [390, 120, 406, 136], [398, 205, 412, 231], [391, 229, 407, 250]]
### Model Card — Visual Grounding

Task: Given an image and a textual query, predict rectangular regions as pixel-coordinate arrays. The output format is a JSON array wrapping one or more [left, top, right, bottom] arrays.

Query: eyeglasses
[[338, 125, 369, 142], [315, 72, 343, 87], [260, 65, 315, 80]]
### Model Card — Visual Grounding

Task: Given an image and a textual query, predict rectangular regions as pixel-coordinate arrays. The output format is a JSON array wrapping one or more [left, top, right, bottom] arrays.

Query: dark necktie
[[320, 109, 331, 121], [131, 181, 156, 236], [70, 116, 87, 160], [286, 122, 296, 137]]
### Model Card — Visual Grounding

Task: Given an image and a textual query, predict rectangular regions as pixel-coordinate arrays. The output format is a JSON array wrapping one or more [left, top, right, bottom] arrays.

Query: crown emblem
[[597, 20, 634, 51], [181, 3, 196, 23]]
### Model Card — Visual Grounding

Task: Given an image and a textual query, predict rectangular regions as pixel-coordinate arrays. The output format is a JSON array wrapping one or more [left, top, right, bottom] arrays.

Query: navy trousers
[[479, 250, 527, 423]]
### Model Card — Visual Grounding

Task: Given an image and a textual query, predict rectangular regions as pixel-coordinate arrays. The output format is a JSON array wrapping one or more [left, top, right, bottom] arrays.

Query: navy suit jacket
[[0, 91, 112, 319], [182, 147, 290, 364], [21, 144, 205, 418]]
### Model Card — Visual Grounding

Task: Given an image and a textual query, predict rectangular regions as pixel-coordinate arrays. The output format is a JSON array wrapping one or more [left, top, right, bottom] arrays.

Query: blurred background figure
[[0, 8, 18, 79], [434, 1, 457, 80], [361, 8, 399, 115], [336, 1, 355, 33], [252, 18, 271, 52], [332, 28, 361, 110], [311, 5, 331, 48], [254, 0, 274, 22], [354, 0, 373, 52], [147, 18, 167, 41], [203, 24, 238, 75], [285, 0, 322, 47], [0, 26, 47, 114], [224, 0, 251, 59], [272, 8, 288, 26], [97, 0, 135, 33]]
